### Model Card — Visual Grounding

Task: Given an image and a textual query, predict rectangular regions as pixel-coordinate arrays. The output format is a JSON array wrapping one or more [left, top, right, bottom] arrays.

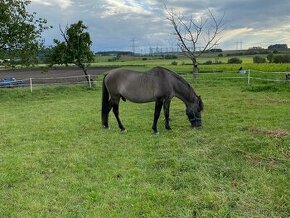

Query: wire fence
[[1, 70, 289, 92], [10, 75, 99, 92], [182, 70, 290, 85]]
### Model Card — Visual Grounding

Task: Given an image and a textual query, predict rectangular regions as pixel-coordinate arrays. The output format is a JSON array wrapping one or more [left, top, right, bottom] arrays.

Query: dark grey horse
[[102, 66, 203, 133]]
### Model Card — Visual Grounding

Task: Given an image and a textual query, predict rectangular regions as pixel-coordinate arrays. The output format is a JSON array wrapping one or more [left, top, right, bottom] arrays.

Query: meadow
[[93, 53, 290, 73], [0, 57, 290, 217]]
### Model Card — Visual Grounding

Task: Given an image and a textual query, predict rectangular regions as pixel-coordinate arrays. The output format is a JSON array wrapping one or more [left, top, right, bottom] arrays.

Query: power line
[[131, 38, 135, 55], [235, 41, 243, 50]]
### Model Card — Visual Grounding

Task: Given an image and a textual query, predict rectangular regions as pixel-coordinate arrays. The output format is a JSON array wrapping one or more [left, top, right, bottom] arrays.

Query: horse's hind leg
[[102, 103, 112, 129], [112, 102, 126, 131]]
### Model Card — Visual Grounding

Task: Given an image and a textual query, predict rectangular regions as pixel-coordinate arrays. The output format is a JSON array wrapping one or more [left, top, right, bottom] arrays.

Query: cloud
[[222, 28, 253, 41], [29, 0, 290, 51], [100, 0, 154, 18], [31, 0, 73, 9]]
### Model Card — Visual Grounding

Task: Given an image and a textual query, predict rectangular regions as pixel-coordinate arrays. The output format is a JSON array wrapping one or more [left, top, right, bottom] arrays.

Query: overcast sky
[[28, 0, 290, 53]]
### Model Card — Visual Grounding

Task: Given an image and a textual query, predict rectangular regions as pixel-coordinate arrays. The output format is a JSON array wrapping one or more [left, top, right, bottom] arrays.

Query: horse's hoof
[[153, 131, 159, 135], [193, 126, 202, 129], [103, 125, 110, 129], [165, 126, 172, 130], [121, 129, 127, 133]]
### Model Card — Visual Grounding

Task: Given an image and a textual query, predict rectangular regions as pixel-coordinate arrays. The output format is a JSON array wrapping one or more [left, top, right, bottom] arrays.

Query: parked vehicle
[[0, 77, 24, 88]]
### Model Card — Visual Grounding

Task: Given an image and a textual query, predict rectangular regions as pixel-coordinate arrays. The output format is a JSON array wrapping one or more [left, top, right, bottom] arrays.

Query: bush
[[253, 56, 266, 63], [108, 56, 118, 62], [228, 57, 242, 64], [273, 54, 290, 63], [204, 60, 213, 65], [171, 61, 178, 65], [164, 54, 178, 59]]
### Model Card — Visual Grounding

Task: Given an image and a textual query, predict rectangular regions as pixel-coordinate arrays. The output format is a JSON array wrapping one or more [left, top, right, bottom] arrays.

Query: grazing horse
[[102, 66, 203, 133]]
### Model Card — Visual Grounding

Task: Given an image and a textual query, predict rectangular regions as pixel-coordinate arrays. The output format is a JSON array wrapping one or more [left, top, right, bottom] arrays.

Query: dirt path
[[0, 66, 116, 84]]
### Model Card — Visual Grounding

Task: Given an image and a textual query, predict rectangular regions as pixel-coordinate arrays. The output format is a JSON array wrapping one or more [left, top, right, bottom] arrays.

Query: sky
[[28, 0, 290, 53]]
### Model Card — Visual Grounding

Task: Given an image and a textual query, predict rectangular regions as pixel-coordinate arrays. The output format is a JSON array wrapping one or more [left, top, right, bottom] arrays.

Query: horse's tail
[[102, 74, 110, 128]]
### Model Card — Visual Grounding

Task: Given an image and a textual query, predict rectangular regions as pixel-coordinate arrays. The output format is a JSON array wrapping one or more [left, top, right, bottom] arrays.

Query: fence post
[[247, 69, 251, 85], [30, 78, 33, 92], [88, 75, 92, 88]]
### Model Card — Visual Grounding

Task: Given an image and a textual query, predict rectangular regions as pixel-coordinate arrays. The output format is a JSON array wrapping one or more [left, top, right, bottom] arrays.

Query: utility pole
[[131, 38, 135, 55], [149, 46, 153, 56], [235, 41, 243, 50]]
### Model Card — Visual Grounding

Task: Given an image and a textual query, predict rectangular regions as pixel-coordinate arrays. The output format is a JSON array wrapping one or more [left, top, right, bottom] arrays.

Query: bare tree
[[166, 7, 225, 78]]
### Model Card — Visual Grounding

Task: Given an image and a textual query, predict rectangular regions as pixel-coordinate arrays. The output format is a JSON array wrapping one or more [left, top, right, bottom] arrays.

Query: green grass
[[0, 76, 290, 217], [92, 54, 290, 73]]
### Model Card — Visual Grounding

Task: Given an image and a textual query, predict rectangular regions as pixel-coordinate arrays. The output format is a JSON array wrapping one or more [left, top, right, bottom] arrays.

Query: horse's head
[[186, 96, 204, 128]]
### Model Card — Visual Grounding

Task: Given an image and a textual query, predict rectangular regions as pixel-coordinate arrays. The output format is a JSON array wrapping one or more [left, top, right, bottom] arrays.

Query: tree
[[267, 53, 274, 63], [0, 0, 50, 66], [268, 44, 288, 51], [166, 7, 224, 78], [49, 21, 94, 82]]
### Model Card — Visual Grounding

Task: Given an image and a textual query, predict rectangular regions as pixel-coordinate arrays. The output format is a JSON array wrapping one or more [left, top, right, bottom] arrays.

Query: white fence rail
[[182, 70, 289, 84], [18, 75, 99, 92]]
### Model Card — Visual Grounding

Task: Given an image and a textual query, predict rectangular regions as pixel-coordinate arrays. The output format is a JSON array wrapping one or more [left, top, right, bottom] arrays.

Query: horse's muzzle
[[187, 112, 202, 128], [189, 113, 202, 128]]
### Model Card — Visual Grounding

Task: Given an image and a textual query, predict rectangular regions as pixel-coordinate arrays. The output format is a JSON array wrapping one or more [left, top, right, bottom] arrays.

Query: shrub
[[108, 56, 118, 62], [204, 60, 213, 65], [164, 54, 178, 59], [171, 61, 178, 65], [228, 57, 242, 64], [273, 54, 290, 63], [253, 56, 266, 63]]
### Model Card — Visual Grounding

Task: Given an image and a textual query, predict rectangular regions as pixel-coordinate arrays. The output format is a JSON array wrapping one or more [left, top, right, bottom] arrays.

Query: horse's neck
[[173, 80, 196, 105]]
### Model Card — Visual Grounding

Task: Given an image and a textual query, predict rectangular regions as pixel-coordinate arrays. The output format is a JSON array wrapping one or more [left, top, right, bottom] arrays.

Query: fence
[[20, 75, 99, 92], [182, 69, 289, 85], [2, 70, 289, 92]]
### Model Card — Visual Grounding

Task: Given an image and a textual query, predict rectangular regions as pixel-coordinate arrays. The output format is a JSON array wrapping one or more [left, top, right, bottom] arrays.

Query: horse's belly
[[117, 79, 156, 103], [123, 91, 155, 103]]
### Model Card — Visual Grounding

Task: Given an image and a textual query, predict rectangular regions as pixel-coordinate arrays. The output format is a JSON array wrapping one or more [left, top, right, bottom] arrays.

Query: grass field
[[93, 54, 290, 73], [1, 72, 289, 217]]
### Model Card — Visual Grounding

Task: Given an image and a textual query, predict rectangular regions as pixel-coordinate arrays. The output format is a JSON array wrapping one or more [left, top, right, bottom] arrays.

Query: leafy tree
[[0, 0, 50, 66], [49, 21, 94, 81], [267, 53, 274, 63]]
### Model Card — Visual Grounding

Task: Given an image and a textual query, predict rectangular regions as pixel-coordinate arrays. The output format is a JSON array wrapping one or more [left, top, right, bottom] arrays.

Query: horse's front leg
[[152, 99, 163, 134], [163, 99, 171, 130]]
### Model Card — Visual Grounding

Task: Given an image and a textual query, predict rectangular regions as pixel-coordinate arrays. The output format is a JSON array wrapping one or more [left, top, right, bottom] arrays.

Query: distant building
[[208, 48, 223, 53], [268, 44, 288, 51], [248, 46, 264, 51]]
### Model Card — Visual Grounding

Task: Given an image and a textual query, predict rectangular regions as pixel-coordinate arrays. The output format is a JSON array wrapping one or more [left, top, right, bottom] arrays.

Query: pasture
[[0, 67, 290, 217]]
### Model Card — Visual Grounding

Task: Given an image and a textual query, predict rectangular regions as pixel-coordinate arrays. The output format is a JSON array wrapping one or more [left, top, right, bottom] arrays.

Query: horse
[[101, 66, 203, 134]]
